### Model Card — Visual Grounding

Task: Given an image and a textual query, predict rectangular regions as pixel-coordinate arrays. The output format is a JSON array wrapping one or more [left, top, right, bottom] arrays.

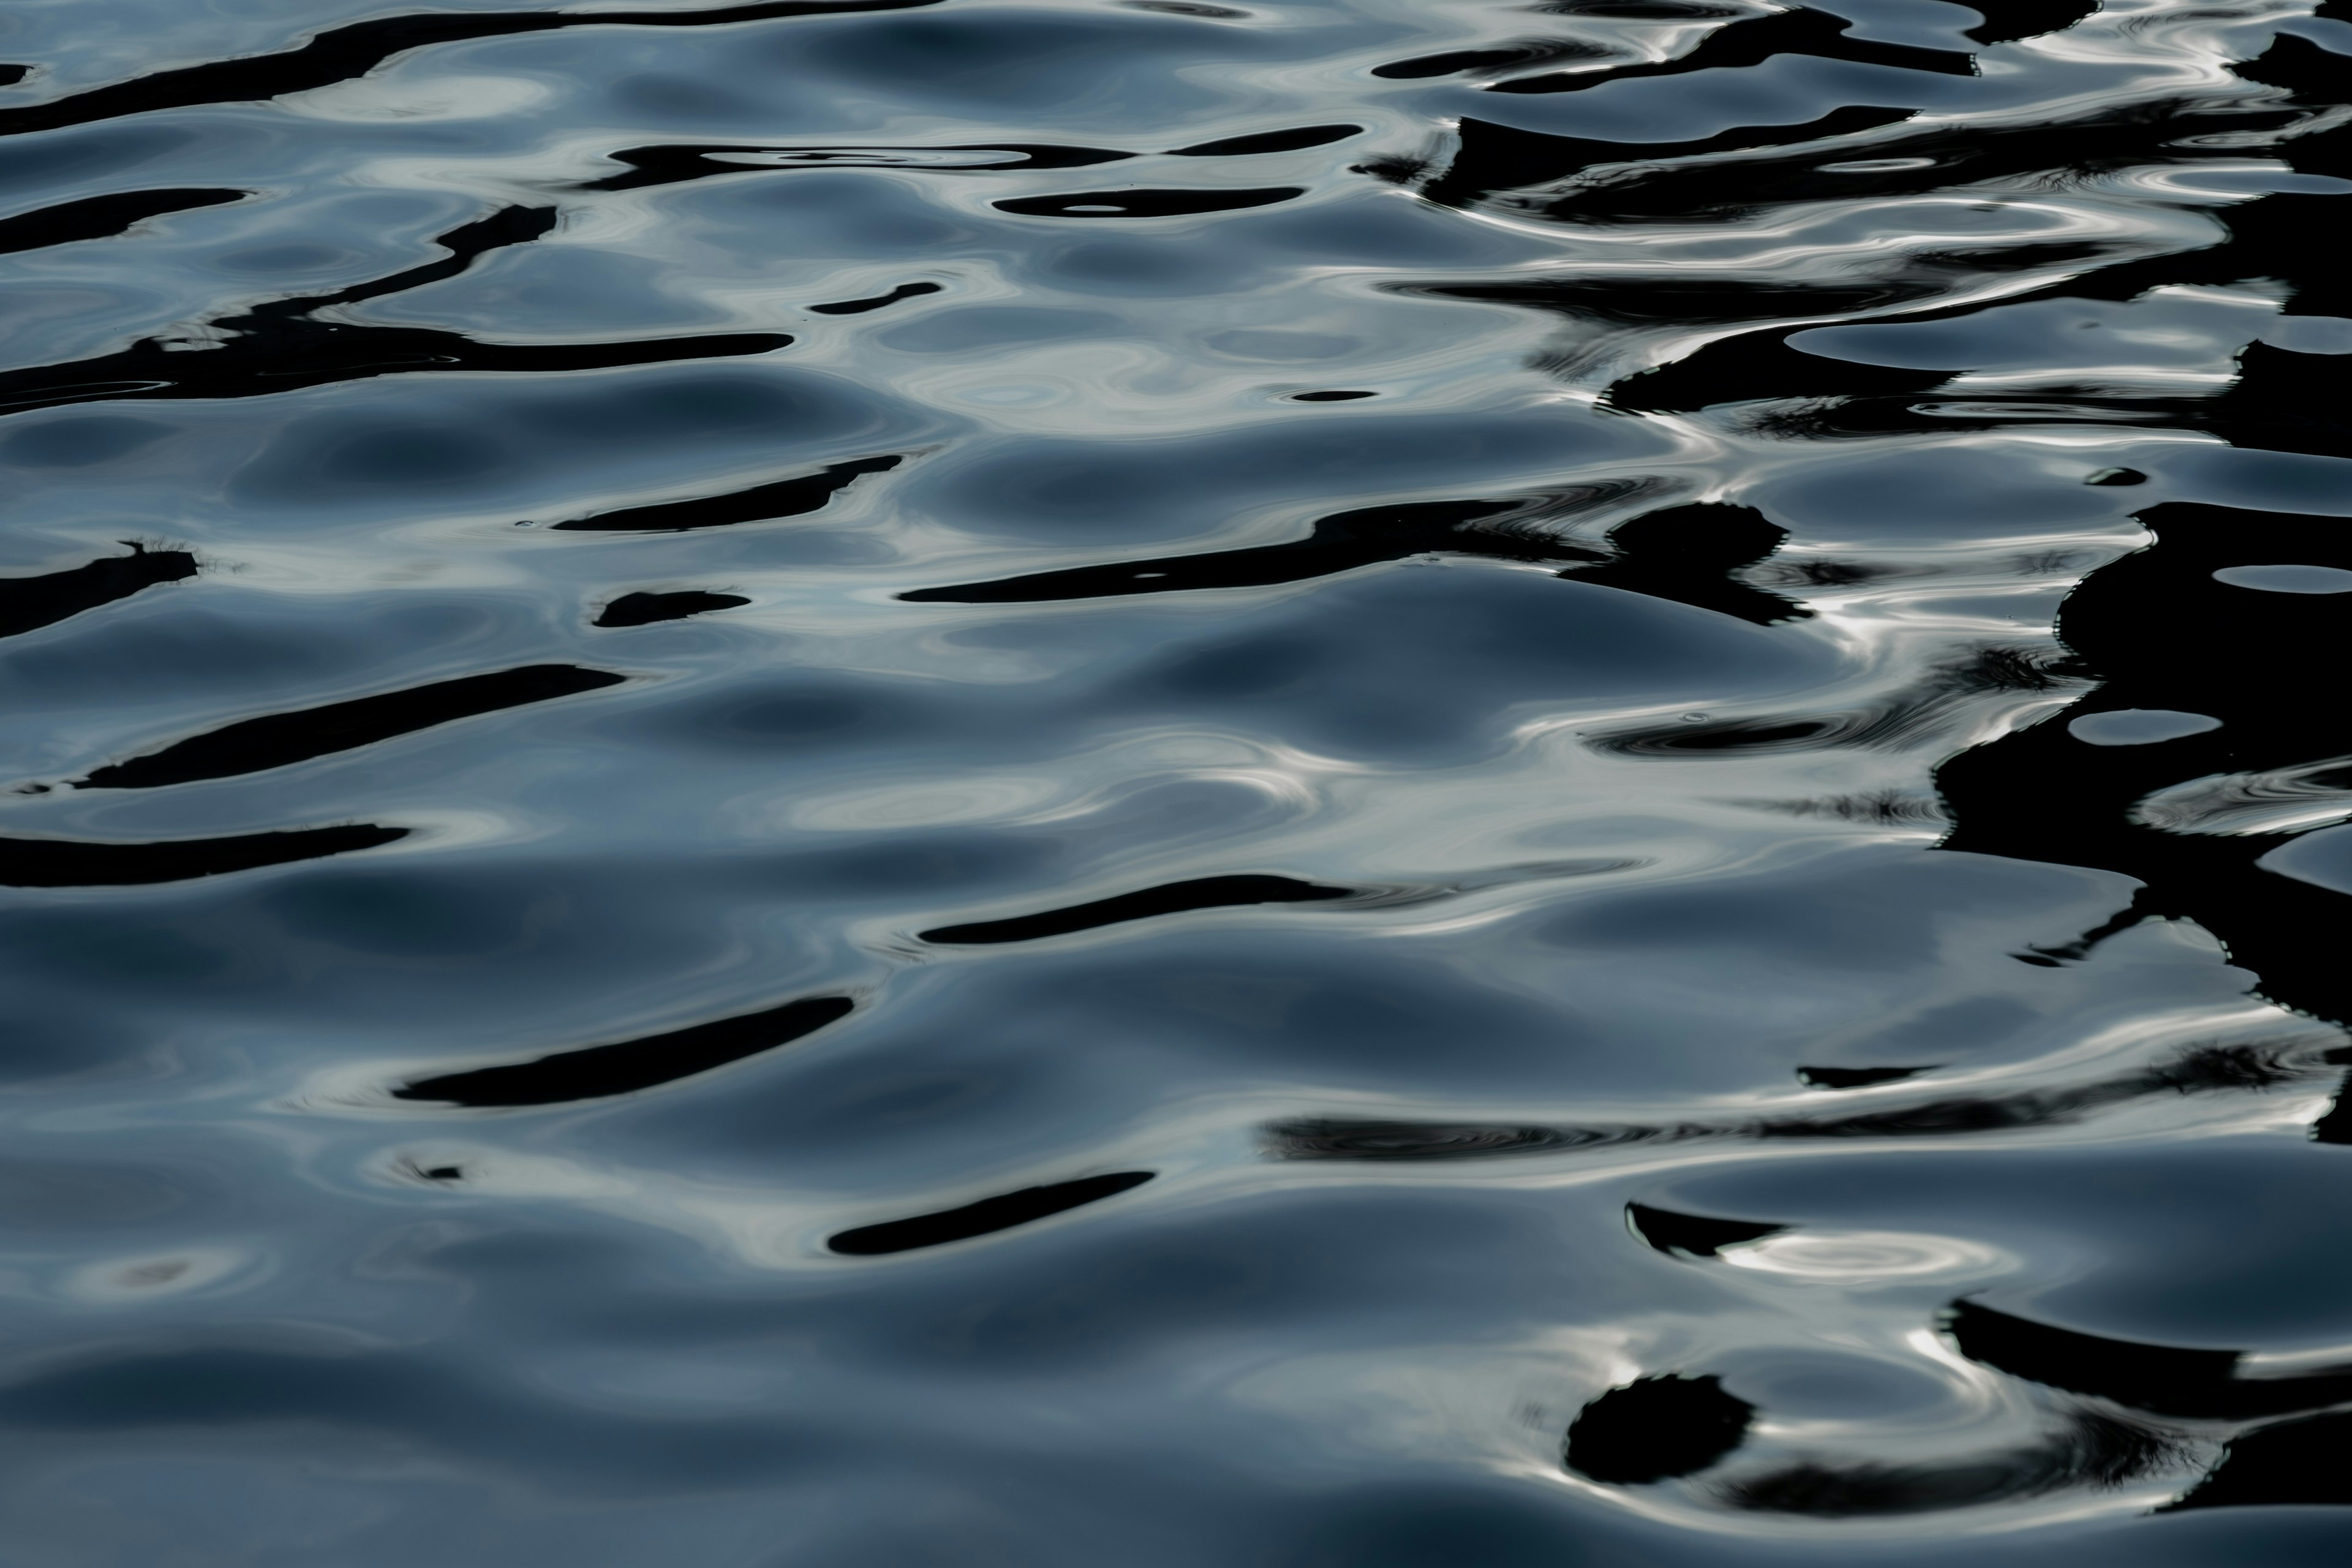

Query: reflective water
[[0, 0, 2348, 1561]]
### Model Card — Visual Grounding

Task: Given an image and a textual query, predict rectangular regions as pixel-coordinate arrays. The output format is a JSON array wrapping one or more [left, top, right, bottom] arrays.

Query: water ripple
[[0, 0, 2349, 1559]]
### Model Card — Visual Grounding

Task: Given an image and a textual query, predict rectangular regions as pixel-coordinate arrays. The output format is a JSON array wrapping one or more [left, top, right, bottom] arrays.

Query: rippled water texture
[[1, 0, 2350, 1560]]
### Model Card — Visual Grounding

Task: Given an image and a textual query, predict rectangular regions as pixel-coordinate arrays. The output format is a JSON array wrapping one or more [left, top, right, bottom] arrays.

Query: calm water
[[0, 0, 2347, 1561]]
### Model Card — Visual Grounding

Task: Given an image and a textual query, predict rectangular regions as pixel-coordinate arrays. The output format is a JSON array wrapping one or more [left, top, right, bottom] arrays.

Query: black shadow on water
[[829, 1170, 1155, 1255], [582, 141, 1130, 192], [1962, 0, 2101, 44], [395, 994, 856, 1107], [1624, 1201, 1786, 1259], [993, 187, 1306, 218], [1373, 42, 1612, 81], [1565, 1375, 1755, 1483], [1167, 125, 1359, 156], [76, 665, 626, 789], [922, 874, 1355, 944], [2169, 1412, 2352, 1510], [0, 543, 196, 638], [1559, 503, 1811, 626], [808, 282, 942, 315], [902, 497, 1586, 601], [0, 189, 243, 255], [1797, 1065, 1931, 1088], [551, 456, 900, 532], [1947, 1300, 2352, 1422], [594, 590, 751, 628], [0, 824, 405, 886]]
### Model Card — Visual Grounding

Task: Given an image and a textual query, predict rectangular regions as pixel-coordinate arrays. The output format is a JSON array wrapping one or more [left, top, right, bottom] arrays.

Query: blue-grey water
[[0, 0, 2348, 1561]]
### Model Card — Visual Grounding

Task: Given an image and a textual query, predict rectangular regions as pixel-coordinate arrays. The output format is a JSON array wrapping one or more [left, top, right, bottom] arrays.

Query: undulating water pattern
[[0, 0, 2348, 1561]]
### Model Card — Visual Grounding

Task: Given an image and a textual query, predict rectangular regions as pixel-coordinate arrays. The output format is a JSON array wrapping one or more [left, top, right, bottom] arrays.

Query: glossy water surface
[[1, 0, 2350, 1561]]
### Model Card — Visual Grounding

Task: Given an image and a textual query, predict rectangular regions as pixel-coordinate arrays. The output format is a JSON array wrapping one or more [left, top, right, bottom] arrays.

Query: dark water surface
[[0, 0, 2349, 1560]]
